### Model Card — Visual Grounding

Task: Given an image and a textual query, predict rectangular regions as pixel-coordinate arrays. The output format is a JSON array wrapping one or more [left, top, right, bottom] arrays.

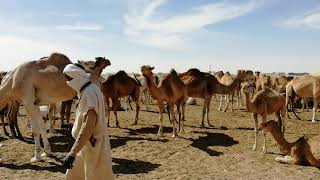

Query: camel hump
[[170, 69, 178, 76], [43, 52, 71, 70], [115, 70, 128, 77], [186, 68, 202, 76]]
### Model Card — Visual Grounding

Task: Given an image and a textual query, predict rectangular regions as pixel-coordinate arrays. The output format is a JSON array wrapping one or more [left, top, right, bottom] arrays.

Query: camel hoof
[[312, 119, 317, 123], [262, 148, 267, 154], [252, 145, 257, 151], [172, 134, 177, 138], [30, 156, 42, 163], [157, 132, 164, 137], [131, 122, 138, 126]]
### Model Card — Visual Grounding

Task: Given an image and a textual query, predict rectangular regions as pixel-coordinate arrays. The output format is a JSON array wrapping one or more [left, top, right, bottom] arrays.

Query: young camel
[[141, 65, 186, 137], [218, 70, 254, 112], [260, 120, 320, 167], [286, 75, 320, 122], [102, 70, 141, 127], [242, 82, 286, 153], [179, 69, 248, 127]]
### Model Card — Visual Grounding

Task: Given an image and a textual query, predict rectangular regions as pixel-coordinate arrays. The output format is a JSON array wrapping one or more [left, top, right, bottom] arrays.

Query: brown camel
[[286, 75, 320, 122], [141, 65, 186, 137], [179, 69, 251, 127], [102, 70, 141, 127], [242, 82, 286, 153], [260, 120, 320, 167], [218, 70, 253, 112]]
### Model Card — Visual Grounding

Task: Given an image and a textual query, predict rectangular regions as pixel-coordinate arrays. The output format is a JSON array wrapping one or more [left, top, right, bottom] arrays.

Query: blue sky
[[0, 0, 319, 74]]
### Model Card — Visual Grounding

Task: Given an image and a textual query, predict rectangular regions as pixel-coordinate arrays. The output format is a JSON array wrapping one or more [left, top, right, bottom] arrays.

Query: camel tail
[[133, 73, 142, 86]]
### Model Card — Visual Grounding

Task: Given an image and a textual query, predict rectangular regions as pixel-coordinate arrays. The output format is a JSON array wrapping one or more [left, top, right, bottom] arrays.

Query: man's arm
[[69, 109, 97, 156]]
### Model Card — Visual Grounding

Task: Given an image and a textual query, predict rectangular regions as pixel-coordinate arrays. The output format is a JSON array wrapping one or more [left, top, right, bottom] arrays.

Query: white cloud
[[56, 24, 102, 31], [283, 9, 320, 30], [124, 0, 258, 49]]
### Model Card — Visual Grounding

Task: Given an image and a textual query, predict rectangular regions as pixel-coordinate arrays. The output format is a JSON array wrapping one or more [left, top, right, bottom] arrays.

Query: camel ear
[[78, 60, 81, 63], [149, 66, 155, 70]]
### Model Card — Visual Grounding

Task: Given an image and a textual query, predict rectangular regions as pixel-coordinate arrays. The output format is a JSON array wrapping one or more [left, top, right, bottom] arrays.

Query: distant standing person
[[62, 63, 114, 180]]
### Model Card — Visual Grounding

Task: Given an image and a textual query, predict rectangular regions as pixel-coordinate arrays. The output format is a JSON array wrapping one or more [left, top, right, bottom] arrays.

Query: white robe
[[65, 82, 114, 180]]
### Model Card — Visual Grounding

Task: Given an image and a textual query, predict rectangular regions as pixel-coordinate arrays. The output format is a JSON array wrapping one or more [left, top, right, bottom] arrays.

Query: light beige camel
[[286, 75, 320, 122], [255, 73, 271, 91], [242, 82, 286, 153], [260, 120, 320, 167], [141, 65, 186, 137], [218, 70, 253, 112], [271, 75, 294, 94], [102, 70, 141, 127], [0, 53, 77, 162], [179, 69, 245, 127]]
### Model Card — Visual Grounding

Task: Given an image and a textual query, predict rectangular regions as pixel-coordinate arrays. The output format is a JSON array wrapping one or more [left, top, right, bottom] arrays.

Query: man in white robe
[[62, 64, 114, 180]]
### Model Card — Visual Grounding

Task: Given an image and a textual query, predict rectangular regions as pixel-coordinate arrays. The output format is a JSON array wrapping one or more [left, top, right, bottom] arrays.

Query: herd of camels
[[0, 52, 320, 166]]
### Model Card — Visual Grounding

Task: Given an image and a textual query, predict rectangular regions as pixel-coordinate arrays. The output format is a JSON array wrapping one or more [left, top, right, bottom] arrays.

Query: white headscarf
[[63, 64, 90, 94]]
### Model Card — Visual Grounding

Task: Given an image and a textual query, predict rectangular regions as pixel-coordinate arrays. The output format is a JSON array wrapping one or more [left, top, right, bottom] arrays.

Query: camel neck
[[243, 92, 254, 112], [270, 128, 292, 155], [145, 75, 159, 99], [92, 68, 103, 77], [214, 77, 239, 94]]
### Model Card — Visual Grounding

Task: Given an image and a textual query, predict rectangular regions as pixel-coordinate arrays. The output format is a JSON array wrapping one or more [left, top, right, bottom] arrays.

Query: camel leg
[[223, 95, 230, 112], [218, 95, 223, 111], [206, 97, 213, 127], [175, 100, 182, 133], [132, 99, 140, 125], [252, 113, 258, 151], [180, 100, 185, 133], [60, 102, 66, 127], [276, 111, 284, 133], [1, 114, 9, 136], [261, 114, 267, 154], [112, 98, 120, 127], [105, 98, 111, 127], [65, 101, 72, 124], [238, 91, 242, 107], [312, 99, 318, 123], [168, 103, 177, 138], [157, 101, 164, 137], [275, 155, 296, 164], [25, 104, 51, 162], [201, 99, 209, 127]]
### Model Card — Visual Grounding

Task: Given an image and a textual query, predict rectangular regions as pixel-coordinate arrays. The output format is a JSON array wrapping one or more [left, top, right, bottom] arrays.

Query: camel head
[[241, 82, 255, 95], [94, 57, 111, 70], [214, 71, 224, 78], [140, 65, 154, 77], [258, 120, 280, 132]]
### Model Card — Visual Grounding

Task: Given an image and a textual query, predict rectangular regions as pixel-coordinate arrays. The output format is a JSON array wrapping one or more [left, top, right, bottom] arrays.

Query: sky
[[0, 0, 319, 74]]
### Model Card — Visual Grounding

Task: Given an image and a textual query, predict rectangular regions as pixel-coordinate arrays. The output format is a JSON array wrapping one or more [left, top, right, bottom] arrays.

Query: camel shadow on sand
[[189, 131, 238, 156], [0, 158, 160, 175], [0, 161, 65, 173], [112, 158, 160, 174]]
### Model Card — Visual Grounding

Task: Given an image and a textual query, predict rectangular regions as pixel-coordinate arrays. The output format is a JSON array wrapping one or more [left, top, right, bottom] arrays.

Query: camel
[[134, 74, 159, 111], [255, 73, 272, 91], [0, 53, 78, 162], [0, 53, 110, 163], [259, 120, 320, 167], [141, 65, 186, 137], [179, 69, 252, 127], [242, 82, 286, 153], [217, 70, 254, 112], [286, 75, 320, 122], [271, 75, 294, 94], [102, 70, 141, 127], [46, 57, 111, 129]]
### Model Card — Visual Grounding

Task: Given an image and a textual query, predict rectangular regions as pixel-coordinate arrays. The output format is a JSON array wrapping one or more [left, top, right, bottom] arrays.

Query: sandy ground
[[1, 98, 320, 180]]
